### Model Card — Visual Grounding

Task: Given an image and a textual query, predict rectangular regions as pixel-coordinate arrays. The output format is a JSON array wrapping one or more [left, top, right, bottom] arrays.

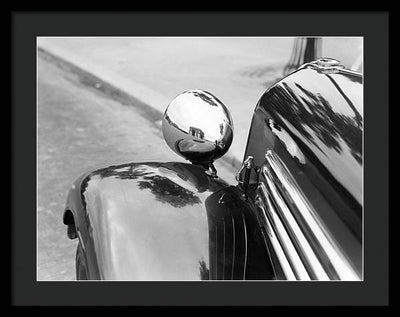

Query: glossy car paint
[[64, 161, 273, 280], [243, 64, 363, 278]]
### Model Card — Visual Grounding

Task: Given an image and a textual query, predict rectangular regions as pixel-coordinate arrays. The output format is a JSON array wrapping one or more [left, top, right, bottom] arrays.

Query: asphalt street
[[37, 37, 363, 166], [37, 51, 236, 280]]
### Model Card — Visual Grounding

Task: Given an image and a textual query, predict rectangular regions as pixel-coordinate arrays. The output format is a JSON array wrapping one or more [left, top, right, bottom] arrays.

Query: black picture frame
[[12, 11, 389, 306]]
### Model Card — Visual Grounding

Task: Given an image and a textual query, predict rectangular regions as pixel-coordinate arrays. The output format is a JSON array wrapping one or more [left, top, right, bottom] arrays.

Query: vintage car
[[62, 57, 363, 281]]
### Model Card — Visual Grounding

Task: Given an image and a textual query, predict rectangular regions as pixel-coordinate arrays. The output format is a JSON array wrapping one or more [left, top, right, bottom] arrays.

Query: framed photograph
[[12, 11, 389, 306]]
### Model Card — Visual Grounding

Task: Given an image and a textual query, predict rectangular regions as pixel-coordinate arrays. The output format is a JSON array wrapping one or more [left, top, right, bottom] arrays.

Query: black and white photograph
[[37, 36, 364, 281], [10, 11, 390, 307]]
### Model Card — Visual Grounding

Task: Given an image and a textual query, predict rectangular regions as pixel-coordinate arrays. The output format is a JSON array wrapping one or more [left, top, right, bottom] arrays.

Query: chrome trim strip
[[261, 150, 359, 280], [231, 216, 235, 280], [242, 213, 248, 280], [258, 183, 312, 280], [77, 229, 85, 252], [222, 219, 226, 280], [255, 197, 298, 280], [260, 179, 328, 280], [215, 224, 218, 279]]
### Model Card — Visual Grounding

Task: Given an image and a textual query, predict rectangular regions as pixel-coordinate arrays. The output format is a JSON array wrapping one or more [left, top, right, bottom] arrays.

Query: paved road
[[37, 37, 295, 166], [37, 51, 236, 280], [37, 37, 363, 166]]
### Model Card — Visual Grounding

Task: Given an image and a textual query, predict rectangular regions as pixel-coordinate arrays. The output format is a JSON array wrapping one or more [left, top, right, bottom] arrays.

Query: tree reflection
[[91, 163, 151, 180], [188, 90, 221, 107], [136, 174, 201, 208], [264, 81, 362, 164], [86, 163, 201, 208]]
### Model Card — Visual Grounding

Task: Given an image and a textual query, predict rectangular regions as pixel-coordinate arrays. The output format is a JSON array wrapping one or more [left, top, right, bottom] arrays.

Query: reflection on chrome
[[256, 150, 360, 280], [162, 89, 233, 165]]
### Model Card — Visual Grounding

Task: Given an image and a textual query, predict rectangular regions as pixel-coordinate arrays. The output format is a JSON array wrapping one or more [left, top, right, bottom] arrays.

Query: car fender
[[64, 161, 273, 280]]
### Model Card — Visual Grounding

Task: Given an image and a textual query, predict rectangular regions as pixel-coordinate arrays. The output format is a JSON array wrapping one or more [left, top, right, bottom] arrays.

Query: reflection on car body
[[63, 58, 362, 281]]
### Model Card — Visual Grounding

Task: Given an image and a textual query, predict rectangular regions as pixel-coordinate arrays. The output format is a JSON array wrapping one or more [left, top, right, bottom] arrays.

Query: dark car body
[[63, 58, 363, 280]]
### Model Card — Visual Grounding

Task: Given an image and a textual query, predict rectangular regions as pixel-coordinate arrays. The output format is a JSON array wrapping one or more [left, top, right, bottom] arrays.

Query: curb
[[38, 47, 242, 171]]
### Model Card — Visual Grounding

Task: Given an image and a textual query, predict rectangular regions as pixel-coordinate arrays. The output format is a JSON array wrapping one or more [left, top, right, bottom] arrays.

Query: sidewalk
[[37, 37, 296, 168]]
